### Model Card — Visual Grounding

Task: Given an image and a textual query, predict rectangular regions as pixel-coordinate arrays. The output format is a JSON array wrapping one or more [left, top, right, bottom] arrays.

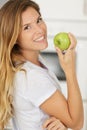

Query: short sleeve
[[26, 69, 60, 107]]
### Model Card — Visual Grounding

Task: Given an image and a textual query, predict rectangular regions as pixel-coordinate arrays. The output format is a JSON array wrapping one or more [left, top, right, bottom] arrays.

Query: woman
[[0, 0, 84, 130]]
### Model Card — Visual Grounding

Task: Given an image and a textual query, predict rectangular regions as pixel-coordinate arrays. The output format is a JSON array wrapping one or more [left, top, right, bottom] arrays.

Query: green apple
[[54, 32, 71, 51]]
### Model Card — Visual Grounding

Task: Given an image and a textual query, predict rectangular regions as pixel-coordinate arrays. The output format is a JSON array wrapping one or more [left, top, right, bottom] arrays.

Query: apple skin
[[54, 32, 71, 51]]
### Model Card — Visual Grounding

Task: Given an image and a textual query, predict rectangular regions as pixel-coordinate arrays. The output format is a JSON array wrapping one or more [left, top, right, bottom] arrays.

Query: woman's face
[[17, 7, 48, 54]]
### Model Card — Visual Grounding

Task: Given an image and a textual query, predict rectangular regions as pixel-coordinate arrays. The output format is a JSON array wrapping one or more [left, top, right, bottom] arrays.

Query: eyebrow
[[23, 15, 41, 27]]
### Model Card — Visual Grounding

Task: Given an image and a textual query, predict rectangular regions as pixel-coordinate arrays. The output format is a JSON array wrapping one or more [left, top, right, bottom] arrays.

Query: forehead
[[21, 7, 40, 25]]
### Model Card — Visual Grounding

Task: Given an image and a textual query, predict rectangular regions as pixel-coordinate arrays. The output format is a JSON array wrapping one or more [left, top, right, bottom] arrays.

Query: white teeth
[[35, 36, 44, 42]]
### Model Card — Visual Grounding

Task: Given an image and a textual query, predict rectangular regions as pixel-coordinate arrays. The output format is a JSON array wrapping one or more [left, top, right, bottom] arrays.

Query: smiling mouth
[[34, 36, 45, 42]]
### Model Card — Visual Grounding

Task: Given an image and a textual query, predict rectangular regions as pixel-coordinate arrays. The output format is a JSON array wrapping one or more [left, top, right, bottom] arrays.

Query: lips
[[34, 36, 45, 42]]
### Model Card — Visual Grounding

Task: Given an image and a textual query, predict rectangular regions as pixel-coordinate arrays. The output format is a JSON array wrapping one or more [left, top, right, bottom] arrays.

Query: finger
[[68, 32, 77, 50], [43, 117, 57, 128], [58, 125, 67, 130], [55, 47, 62, 53], [50, 125, 60, 130], [46, 120, 60, 130], [47, 122, 63, 130], [55, 47, 64, 59]]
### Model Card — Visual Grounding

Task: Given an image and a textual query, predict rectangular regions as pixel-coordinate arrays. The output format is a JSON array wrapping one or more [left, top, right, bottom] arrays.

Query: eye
[[24, 25, 31, 30], [37, 17, 43, 24]]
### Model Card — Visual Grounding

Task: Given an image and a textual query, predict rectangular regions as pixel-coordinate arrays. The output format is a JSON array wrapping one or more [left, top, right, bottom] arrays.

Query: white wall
[[0, 0, 7, 7], [35, 0, 87, 20]]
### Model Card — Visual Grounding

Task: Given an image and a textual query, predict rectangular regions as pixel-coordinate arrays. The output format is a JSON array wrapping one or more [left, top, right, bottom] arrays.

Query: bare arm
[[40, 33, 84, 129]]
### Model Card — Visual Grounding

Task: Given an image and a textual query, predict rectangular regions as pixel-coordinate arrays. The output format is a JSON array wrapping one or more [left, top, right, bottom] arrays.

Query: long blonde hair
[[0, 0, 40, 129]]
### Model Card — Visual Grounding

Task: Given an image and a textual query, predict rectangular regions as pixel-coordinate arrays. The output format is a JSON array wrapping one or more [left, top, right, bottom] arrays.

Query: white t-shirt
[[12, 56, 61, 130]]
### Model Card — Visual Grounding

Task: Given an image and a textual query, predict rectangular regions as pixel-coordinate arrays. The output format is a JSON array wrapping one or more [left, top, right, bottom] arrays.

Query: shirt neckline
[[25, 55, 48, 71]]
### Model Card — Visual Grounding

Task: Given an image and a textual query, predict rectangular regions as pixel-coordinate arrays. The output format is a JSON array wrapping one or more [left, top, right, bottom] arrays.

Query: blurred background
[[0, 0, 87, 130]]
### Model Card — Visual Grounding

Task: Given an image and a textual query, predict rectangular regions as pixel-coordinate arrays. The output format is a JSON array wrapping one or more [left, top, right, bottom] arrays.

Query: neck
[[21, 50, 41, 66]]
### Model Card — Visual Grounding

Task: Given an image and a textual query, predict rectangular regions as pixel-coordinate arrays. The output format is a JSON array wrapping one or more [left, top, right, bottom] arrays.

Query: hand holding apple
[[53, 32, 71, 51], [54, 32, 77, 74]]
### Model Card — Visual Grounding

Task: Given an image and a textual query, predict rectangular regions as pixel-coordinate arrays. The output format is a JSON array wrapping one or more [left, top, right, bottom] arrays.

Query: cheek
[[17, 33, 23, 43], [44, 24, 47, 32], [18, 33, 28, 44], [17, 35, 25, 48], [17, 33, 33, 48], [41, 22, 47, 32]]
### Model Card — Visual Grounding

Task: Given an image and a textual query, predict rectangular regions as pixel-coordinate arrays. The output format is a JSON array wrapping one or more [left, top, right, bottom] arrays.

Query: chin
[[41, 42, 48, 50]]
